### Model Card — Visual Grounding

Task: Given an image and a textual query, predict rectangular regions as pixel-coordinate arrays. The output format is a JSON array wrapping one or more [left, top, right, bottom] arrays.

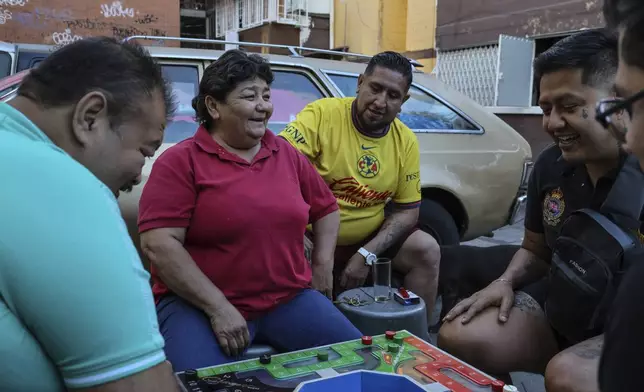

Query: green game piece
[[393, 336, 403, 344], [317, 351, 329, 361], [388, 344, 399, 353]]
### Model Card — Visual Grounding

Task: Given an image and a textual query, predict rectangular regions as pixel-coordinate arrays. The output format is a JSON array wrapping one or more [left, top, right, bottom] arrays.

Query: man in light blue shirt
[[0, 37, 179, 392]]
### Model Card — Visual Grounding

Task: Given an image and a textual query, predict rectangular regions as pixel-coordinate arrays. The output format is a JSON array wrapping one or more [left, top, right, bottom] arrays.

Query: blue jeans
[[157, 289, 362, 372]]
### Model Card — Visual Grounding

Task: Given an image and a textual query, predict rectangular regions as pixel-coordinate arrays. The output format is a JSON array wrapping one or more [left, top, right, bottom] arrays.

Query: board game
[[176, 330, 515, 392]]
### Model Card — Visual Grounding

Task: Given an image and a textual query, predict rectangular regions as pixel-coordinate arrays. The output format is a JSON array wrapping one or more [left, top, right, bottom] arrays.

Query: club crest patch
[[357, 154, 380, 178], [543, 187, 566, 226]]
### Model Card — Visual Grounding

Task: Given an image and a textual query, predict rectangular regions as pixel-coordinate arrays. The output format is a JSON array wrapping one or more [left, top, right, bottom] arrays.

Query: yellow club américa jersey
[[280, 97, 421, 246]]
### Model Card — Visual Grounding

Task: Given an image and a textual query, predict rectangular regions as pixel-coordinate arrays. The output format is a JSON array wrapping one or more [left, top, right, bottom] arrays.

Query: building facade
[[210, 0, 331, 54], [0, 0, 180, 45], [332, 0, 437, 70], [433, 0, 606, 155]]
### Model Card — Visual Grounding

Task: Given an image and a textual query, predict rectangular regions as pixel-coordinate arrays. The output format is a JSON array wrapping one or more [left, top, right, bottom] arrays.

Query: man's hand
[[339, 253, 370, 290], [442, 279, 515, 324], [312, 262, 334, 299], [208, 302, 250, 357]]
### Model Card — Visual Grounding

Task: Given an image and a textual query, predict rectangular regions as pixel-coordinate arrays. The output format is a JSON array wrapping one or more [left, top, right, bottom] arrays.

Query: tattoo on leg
[[582, 107, 589, 119], [571, 335, 603, 360], [513, 291, 542, 313]]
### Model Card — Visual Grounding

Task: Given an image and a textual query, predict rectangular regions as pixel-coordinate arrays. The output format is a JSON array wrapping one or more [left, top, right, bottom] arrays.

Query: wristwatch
[[357, 247, 377, 266]]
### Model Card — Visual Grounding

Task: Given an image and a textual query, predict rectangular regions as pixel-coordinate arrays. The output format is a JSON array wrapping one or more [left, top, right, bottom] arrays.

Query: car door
[[322, 70, 481, 133], [321, 69, 531, 240], [0, 41, 15, 78], [159, 61, 203, 145], [118, 59, 203, 273], [267, 64, 332, 134]]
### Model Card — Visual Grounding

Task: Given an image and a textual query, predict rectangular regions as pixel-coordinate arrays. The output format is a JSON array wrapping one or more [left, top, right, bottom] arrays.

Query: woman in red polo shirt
[[137, 50, 362, 371]]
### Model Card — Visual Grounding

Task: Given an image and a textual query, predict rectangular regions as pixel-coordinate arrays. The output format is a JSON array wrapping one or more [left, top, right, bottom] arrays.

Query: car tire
[[418, 199, 460, 246]]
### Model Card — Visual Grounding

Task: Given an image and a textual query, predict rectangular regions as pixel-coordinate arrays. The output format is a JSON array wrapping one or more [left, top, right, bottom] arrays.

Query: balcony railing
[[214, 0, 308, 37]]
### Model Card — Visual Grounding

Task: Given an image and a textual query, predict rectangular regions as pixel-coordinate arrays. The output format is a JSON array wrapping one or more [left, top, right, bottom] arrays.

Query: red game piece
[[399, 287, 410, 298], [361, 336, 372, 345], [491, 380, 505, 392], [385, 331, 396, 340]]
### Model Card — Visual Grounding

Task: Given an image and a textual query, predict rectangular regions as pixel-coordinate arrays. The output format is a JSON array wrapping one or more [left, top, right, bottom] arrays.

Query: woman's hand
[[312, 262, 334, 299], [208, 302, 250, 357]]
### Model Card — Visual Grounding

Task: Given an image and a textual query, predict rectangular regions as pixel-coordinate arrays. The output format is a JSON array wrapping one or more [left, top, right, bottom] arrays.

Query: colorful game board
[[176, 330, 510, 392]]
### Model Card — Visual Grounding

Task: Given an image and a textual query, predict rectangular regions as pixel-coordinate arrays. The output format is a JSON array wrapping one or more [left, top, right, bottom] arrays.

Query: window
[[16, 52, 48, 72], [327, 73, 356, 99], [162, 64, 200, 143], [401, 86, 479, 131], [0, 52, 10, 78], [160, 66, 324, 142], [326, 73, 479, 132], [268, 70, 325, 133]]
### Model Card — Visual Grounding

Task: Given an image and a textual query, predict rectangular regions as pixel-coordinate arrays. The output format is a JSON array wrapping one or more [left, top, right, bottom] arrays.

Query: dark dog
[[437, 244, 520, 319]]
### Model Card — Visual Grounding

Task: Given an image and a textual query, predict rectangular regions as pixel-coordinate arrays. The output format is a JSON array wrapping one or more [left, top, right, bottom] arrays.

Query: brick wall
[[0, 0, 180, 45]]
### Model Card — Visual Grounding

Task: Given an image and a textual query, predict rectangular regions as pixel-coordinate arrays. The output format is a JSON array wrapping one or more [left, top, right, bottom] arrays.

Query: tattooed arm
[[338, 207, 418, 290], [498, 229, 551, 289], [362, 207, 419, 255], [443, 229, 551, 324]]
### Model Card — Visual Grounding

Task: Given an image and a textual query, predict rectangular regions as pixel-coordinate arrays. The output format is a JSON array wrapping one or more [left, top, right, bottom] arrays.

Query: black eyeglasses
[[596, 89, 644, 129]]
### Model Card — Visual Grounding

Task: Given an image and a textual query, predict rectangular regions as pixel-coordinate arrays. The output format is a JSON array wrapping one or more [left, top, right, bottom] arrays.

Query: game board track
[[177, 330, 506, 392]]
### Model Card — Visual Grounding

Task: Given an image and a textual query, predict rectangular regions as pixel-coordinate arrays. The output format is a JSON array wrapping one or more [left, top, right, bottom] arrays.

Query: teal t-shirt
[[0, 102, 166, 391]]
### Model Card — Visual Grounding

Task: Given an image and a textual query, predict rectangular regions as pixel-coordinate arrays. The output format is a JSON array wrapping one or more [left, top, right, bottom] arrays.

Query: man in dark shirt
[[599, 1, 644, 390], [437, 29, 632, 392]]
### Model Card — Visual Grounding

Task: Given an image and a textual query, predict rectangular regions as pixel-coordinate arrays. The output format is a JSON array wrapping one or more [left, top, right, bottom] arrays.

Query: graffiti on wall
[[100, 1, 136, 18], [51, 28, 82, 47], [0, 0, 26, 25], [0, 8, 11, 24], [14, 7, 72, 30], [0, 0, 28, 6], [2, 0, 168, 45]]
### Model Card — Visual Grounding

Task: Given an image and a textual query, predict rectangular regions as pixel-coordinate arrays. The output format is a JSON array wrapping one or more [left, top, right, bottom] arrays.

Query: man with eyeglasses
[[598, 1, 644, 390], [438, 29, 638, 392]]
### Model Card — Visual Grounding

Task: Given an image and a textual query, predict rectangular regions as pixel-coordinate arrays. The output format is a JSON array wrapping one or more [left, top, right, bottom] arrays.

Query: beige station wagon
[[0, 36, 532, 257]]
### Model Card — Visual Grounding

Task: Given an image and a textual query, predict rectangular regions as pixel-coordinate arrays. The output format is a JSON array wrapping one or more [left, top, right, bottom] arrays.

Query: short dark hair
[[18, 36, 175, 126], [533, 29, 618, 89], [364, 51, 413, 90], [604, 0, 644, 70], [192, 49, 273, 128]]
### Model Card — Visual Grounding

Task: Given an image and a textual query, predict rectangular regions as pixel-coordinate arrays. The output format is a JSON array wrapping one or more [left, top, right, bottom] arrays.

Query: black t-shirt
[[599, 252, 644, 391], [524, 144, 643, 251]]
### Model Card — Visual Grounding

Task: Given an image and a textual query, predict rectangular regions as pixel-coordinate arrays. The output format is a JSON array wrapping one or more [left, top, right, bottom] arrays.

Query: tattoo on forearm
[[513, 250, 549, 286], [571, 335, 603, 359], [373, 215, 407, 254]]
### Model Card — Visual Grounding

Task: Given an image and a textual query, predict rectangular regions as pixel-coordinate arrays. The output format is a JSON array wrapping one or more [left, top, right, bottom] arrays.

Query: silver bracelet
[[494, 278, 513, 286]]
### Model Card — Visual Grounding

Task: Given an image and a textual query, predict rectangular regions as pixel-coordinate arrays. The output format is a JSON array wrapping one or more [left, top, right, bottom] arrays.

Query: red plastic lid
[[491, 380, 505, 392]]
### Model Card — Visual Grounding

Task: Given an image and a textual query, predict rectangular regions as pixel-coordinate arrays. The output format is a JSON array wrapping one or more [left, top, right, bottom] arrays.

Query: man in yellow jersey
[[281, 51, 441, 322]]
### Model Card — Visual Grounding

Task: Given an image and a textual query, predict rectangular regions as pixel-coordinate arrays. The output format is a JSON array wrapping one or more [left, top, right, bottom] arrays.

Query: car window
[[326, 73, 479, 132], [268, 70, 325, 133], [16, 52, 48, 72], [0, 52, 10, 78], [161, 64, 200, 143]]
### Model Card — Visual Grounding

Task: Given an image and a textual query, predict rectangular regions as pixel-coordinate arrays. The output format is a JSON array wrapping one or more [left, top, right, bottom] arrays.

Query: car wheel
[[418, 199, 460, 245]]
